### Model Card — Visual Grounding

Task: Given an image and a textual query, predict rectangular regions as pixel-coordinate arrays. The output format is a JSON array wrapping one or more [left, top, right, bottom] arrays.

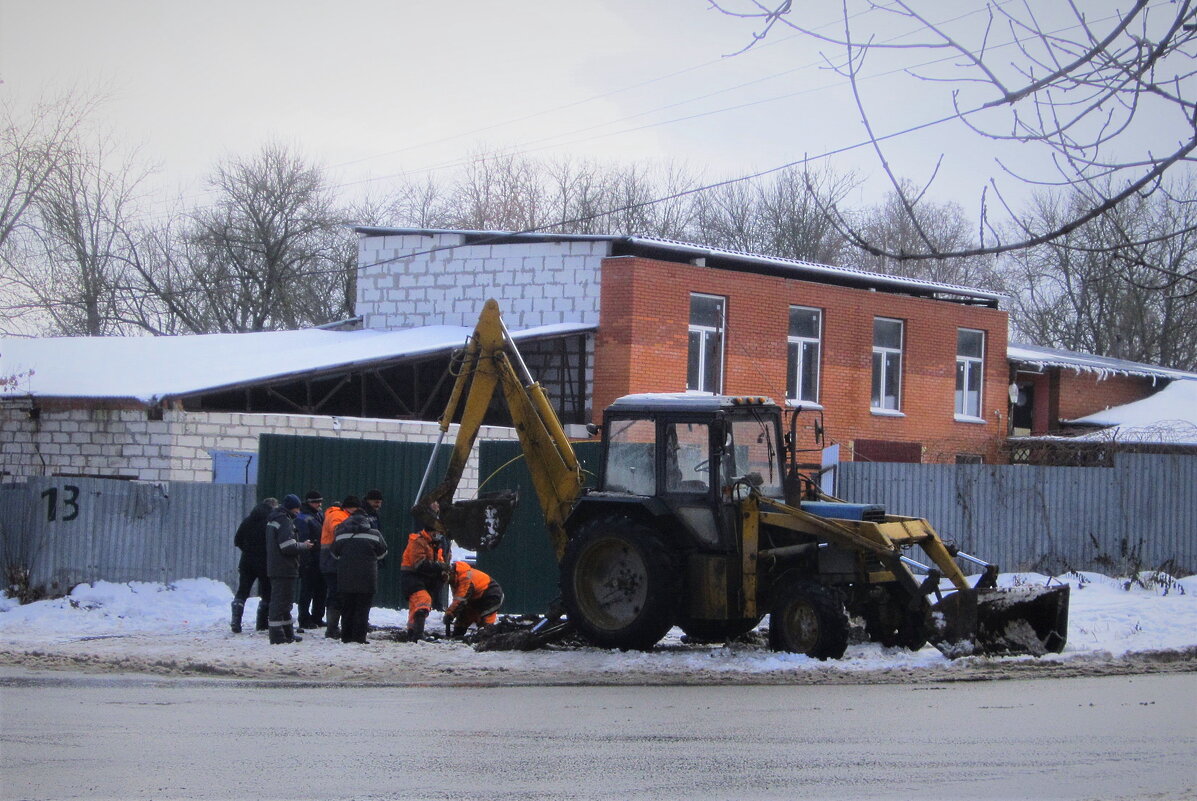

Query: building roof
[[1008, 342, 1197, 382], [355, 227, 1004, 306], [0, 322, 594, 404]]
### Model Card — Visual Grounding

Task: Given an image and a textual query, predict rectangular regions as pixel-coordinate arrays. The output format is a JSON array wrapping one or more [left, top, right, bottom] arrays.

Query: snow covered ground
[[1, 571, 1194, 686]]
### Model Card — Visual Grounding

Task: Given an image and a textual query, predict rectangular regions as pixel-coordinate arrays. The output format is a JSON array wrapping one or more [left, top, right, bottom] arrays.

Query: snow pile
[[0, 572, 1193, 683], [1065, 378, 1197, 445]]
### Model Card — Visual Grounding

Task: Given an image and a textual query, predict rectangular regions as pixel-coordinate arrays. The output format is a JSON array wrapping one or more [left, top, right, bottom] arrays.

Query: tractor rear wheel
[[561, 516, 677, 651], [768, 578, 849, 660]]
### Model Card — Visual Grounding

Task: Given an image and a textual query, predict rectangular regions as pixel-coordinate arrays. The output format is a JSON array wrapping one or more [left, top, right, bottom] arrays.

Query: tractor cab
[[582, 393, 785, 553]]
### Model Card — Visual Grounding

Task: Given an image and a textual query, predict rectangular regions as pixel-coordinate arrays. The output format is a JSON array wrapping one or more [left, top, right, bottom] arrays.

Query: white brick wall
[[357, 233, 610, 331], [0, 406, 517, 495]]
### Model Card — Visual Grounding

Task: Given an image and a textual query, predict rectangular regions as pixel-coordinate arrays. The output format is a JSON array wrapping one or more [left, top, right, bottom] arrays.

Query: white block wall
[[357, 233, 610, 331], [0, 405, 517, 494]]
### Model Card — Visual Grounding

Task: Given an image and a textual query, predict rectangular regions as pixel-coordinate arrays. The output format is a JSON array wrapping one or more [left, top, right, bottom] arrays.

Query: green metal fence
[[474, 440, 601, 615], [256, 433, 448, 609]]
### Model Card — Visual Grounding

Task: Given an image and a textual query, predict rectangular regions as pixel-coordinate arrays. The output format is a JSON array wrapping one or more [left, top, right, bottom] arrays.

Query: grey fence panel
[[165, 481, 258, 590], [837, 455, 1197, 575], [0, 478, 256, 596]]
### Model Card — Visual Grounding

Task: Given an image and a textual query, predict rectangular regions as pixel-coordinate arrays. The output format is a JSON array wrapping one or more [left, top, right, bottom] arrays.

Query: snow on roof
[[354, 227, 1003, 305], [1013, 379, 1197, 446], [1060, 378, 1197, 445], [608, 393, 780, 411], [1008, 342, 1197, 382], [0, 322, 594, 403]]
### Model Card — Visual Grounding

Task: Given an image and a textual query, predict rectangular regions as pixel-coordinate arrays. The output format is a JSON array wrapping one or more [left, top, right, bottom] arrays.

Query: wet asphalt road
[[1, 668, 1194, 801]]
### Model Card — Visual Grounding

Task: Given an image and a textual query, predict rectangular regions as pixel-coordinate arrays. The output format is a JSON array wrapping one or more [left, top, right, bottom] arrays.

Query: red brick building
[[355, 229, 1191, 465], [595, 254, 1009, 464]]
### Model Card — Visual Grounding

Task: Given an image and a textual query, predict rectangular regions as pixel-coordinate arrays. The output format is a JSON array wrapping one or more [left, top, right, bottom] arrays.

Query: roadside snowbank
[[1, 572, 1193, 685]]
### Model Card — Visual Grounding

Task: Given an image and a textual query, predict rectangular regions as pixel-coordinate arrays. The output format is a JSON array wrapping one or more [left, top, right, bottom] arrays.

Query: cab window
[[728, 415, 783, 498], [665, 422, 711, 494], [604, 418, 656, 495]]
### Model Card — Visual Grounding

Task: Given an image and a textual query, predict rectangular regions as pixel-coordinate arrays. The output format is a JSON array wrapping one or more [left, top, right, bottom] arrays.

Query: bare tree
[[694, 165, 858, 263], [849, 180, 1003, 288], [447, 149, 547, 231], [1005, 180, 1197, 370], [137, 143, 353, 333], [544, 156, 615, 234], [380, 151, 702, 240], [0, 91, 97, 253], [0, 91, 103, 334], [711, 1, 1197, 283], [19, 136, 153, 336]]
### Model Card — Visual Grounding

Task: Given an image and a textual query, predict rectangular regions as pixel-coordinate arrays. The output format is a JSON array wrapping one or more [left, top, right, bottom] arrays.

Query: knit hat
[[341, 495, 362, 510], [304, 490, 323, 503], [364, 488, 383, 501], [281, 494, 301, 510]]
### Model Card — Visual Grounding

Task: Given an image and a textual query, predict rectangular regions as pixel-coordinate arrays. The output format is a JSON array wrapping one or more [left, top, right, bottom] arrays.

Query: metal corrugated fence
[[0, 478, 256, 595], [835, 453, 1196, 575], [3, 452, 1191, 600]]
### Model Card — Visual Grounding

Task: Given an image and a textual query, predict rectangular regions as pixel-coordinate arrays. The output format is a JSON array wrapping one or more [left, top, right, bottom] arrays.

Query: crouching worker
[[400, 504, 448, 642], [330, 503, 388, 644], [443, 561, 504, 638], [266, 494, 313, 644]]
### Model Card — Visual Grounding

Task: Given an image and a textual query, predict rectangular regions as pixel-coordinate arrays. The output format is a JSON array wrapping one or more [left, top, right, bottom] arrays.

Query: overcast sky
[[0, 1, 1150, 221]]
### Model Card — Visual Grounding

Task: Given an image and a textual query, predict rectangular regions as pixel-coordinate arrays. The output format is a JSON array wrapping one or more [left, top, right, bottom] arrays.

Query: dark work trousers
[[298, 560, 326, 625], [323, 571, 340, 615], [268, 575, 296, 628], [234, 566, 271, 608], [339, 591, 374, 643]]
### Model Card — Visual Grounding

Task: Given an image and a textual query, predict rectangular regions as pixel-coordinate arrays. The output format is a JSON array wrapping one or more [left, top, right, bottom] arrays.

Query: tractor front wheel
[[768, 578, 849, 660]]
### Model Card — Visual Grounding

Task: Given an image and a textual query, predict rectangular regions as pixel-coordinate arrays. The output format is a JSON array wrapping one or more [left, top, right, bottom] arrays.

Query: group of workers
[[232, 490, 504, 645]]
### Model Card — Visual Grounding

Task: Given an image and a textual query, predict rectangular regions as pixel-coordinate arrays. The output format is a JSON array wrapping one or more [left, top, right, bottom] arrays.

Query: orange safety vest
[[401, 530, 445, 572], [447, 561, 492, 615], [321, 506, 350, 547]]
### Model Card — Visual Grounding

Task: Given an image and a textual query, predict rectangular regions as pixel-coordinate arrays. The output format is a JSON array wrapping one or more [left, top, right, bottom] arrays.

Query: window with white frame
[[955, 328, 985, 419], [687, 293, 725, 394], [787, 306, 821, 403], [871, 318, 903, 411]]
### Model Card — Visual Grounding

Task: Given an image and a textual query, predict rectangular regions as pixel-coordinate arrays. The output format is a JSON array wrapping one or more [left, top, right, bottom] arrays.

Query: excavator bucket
[[930, 583, 1070, 658], [439, 490, 518, 552]]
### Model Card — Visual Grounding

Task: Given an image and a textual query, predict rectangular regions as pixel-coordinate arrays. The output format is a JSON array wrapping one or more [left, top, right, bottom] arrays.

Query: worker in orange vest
[[443, 561, 504, 638], [319, 495, 359, 640], [400, 503, 448, 642]]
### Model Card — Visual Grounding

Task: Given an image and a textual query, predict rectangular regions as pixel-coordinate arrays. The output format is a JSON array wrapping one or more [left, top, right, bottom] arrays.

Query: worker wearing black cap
[[363, 488, 384, 531], [296, 490, 326, 629], [265, 494, 313, 644]]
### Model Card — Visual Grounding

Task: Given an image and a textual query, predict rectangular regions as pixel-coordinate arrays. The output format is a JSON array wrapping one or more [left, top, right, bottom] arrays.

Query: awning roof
[[0, 322, 594, 404], [1008, 342, 1197, 382]]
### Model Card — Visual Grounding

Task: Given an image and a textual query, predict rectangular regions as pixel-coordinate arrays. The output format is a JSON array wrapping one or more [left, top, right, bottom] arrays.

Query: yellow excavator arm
[[414, 299, 583, 559]]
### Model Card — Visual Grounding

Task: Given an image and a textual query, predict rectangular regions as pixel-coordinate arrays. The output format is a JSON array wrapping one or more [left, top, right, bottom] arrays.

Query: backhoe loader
[[413, 299, 1069, 658]]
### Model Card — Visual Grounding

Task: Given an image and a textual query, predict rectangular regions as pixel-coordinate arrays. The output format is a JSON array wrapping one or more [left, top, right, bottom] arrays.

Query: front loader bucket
[[440, 490, 518, 551], [930, 584, 1070, 658]]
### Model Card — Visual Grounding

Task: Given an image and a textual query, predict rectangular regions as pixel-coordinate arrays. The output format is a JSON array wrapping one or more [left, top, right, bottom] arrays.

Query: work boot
[[409, 609, 428, 641], [230, 599, 244, 634], [324, 609, 341, 639], [268, 625, 287, 645], [285, 624, 302, 643], [255, 604, 269, 632]]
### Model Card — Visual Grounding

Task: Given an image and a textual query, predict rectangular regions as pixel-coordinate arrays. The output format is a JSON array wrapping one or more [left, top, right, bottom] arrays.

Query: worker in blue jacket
[[265, 494, 313, 644]]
